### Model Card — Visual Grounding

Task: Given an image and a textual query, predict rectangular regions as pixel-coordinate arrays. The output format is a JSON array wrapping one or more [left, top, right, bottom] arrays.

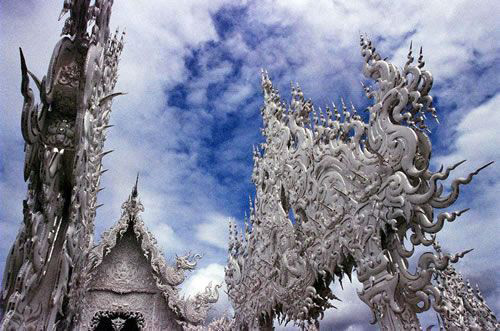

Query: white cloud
[[195, 214, 231, 250], [322, 279, 374, 330], [148, 221, 186, 254], [182, 263, 226, 297], [248, 0, 499, 79], [220, 82, 254, 112], [433, 94, 500, 170]]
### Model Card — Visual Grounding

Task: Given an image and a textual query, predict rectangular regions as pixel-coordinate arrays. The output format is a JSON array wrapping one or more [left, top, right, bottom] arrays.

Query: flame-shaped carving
[[225, 37, 494, 330]]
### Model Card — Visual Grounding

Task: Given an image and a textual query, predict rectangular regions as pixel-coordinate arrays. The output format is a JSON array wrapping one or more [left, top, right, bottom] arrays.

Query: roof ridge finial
[[132, 172, 139, 198], [122, 172, 143, 222]]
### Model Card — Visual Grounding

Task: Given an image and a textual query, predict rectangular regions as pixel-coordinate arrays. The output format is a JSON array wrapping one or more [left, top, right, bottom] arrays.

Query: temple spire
[[122, 173, 144, 222], [132, 172, 139, 198]]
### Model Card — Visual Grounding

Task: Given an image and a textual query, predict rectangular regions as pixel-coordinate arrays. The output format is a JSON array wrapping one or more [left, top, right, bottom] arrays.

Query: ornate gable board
[[77, 180, 221, 328], [77, 187, 183, 330]]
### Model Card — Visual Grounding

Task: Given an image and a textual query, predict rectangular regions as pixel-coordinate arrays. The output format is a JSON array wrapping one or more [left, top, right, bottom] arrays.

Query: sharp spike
[[458, 208, 470, 215], [27, 70, 42, 92], [477, 161, 494, 172], [19, 48, 30, 98], [99, 92, 127, 106], [418, 46, 425, 68], [99, 150, 114, 158], [452, 159, 467, 169], [132, 173, 139, 197]]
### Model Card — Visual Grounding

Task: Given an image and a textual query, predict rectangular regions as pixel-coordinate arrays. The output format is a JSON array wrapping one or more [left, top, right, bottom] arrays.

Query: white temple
[[77, 179, 219, 330], [1, 1, 498, 330]]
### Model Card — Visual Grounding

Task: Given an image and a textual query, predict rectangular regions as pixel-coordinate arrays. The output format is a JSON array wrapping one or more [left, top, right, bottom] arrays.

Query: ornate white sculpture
[[433, 243, 498, 330], [76, 179, 220, 329], [1, 1, 124, 329], [225, 37, 498, 330], [0, 2, 221, 329], [1, 1, 497, 330]]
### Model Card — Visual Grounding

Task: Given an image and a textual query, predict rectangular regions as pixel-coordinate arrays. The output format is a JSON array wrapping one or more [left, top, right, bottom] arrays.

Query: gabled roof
[[84, 177, 220, 325]]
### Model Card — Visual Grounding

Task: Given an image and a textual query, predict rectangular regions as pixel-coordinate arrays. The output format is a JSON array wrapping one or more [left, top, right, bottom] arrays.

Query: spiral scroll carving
[[225, 37, 495, 330]]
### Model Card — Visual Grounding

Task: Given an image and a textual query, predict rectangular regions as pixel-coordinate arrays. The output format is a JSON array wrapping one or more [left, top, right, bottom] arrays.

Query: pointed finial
[[319, 107, 326, 126], [406, 41, 415, 66], [418, 46, 425, 68], [59, 0, 71, 21], [313, 107, 319, 126], [132, 173, 139, 197], [332, 101, 340, 121]]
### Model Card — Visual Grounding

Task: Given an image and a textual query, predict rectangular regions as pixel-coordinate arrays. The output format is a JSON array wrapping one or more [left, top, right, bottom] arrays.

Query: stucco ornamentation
[[225, 37, 497, 330], [76, 181, 220, 329], [1, 1, 124, 329]]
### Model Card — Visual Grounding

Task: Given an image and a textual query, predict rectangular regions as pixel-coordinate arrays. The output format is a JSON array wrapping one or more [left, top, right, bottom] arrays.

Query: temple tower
[[1, 1, 123, 329]]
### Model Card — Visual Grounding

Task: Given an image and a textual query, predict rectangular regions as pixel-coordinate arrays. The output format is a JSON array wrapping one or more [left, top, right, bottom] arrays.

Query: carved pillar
[[357, 253, 421, 330]]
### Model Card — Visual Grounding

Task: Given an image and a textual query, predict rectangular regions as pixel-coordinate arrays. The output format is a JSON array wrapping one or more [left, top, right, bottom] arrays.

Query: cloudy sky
[[0, 0, 498, 329]]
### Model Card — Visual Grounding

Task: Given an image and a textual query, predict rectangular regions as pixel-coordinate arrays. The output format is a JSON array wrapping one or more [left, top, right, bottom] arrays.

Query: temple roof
[[83, 176, 220, 325]]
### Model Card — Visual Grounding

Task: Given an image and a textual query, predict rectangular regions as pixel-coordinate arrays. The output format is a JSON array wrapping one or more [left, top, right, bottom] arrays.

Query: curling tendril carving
[[225, 37, 495, 330]]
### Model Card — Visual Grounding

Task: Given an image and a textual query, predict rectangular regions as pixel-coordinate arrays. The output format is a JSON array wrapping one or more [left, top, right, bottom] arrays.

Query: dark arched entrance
[[91, 311, 145, 331]]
